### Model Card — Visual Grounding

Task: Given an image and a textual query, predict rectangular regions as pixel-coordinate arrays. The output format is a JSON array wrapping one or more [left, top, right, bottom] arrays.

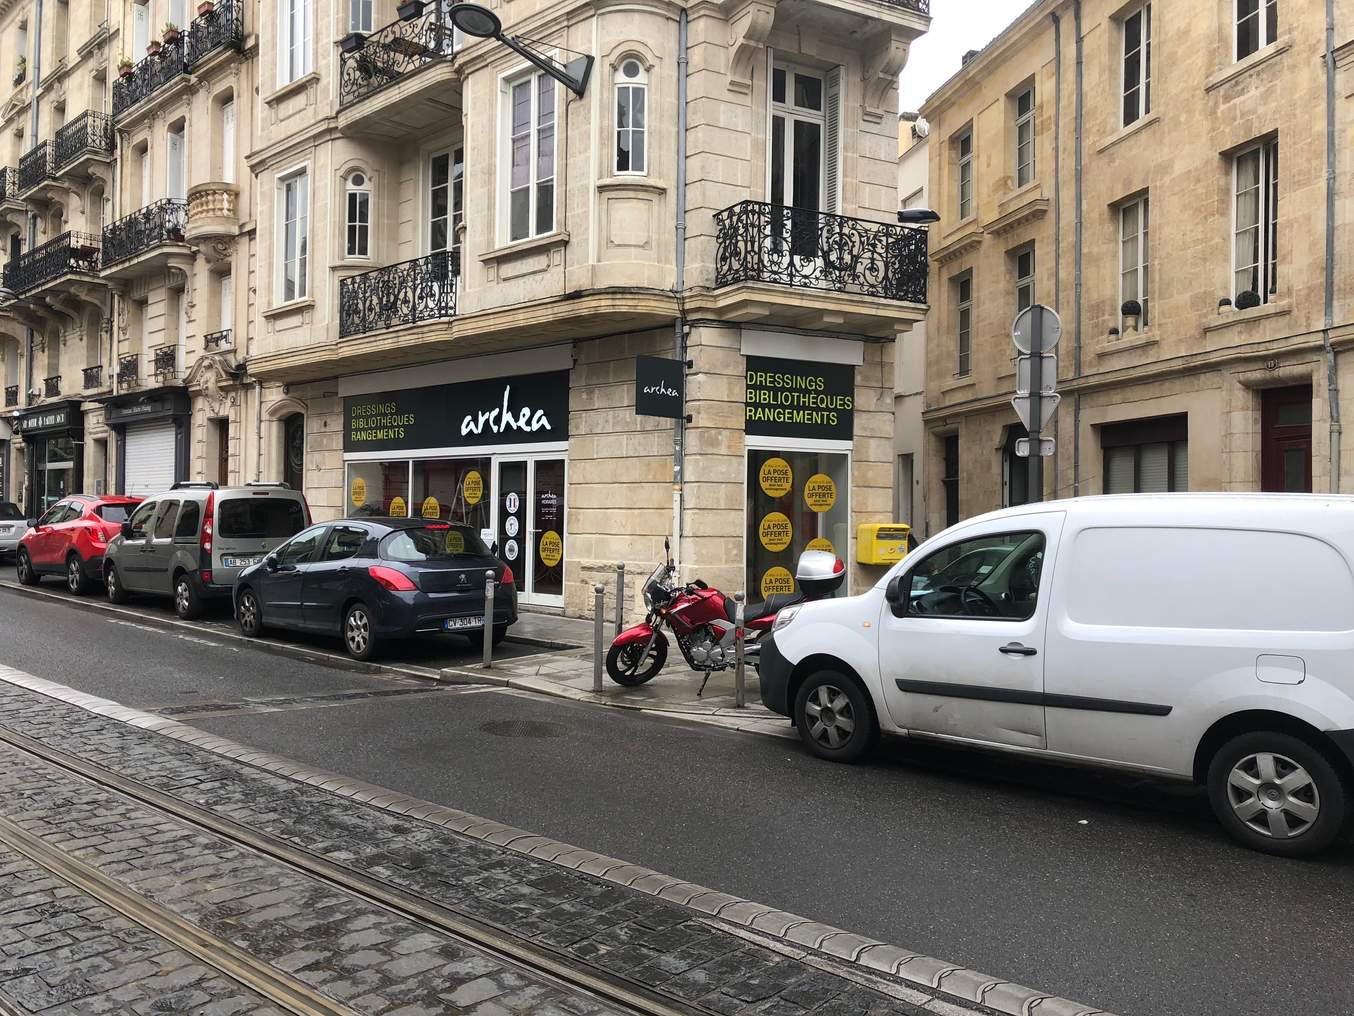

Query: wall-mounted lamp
[[897, 208, 940, 225], [448, 3, 593, 97]]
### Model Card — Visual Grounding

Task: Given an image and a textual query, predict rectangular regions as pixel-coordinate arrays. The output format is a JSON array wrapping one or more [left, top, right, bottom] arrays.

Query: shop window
[[411, 458, 491, 531], [1101, 415, 1187, 493], [346, 459, 410, 517], [746, 448, 849, 600]]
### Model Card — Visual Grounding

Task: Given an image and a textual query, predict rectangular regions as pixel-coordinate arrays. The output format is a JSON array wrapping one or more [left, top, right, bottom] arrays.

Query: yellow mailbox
[[856, 523, 912, 565]]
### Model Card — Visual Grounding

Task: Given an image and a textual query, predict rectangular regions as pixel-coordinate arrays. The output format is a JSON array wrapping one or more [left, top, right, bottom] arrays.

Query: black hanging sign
[[744, 356, 854, 441], [634, 356, 685, 419]]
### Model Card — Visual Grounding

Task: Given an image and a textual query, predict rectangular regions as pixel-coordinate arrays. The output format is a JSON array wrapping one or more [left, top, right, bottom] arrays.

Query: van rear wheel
[[793, 671, 877, 763], [1207, 731, 1349, 857], [174, 573, 203, 620]]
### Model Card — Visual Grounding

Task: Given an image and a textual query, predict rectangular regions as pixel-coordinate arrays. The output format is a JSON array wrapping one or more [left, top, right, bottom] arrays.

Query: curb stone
[[0, 664, 1117, 1016]]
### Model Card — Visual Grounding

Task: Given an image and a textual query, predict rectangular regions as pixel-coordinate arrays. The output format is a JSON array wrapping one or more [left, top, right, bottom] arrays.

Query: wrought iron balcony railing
[[18, 142, 55, 193], [4, 385, 18, 407], [2, 231, 101, 294], [0, 167, 17, 203], [713, 201, 928, 304], [43, 375, 61, 398], [185, 0, 244, 69], [339, 251, 458, 337], [339, 1, 455, 108], [54, 112, 115, 172], [117, 354, 139, 386], [152, 346, 177, 376], [878, 0, 929, 11], [82, 365, 104, 389], [203, 328, 232, 349], [112, 36, 187, 117], [102, 199, 188, 268]]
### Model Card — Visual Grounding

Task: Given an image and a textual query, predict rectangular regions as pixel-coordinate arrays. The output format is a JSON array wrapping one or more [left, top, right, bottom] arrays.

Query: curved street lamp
[[449, 2, 594, 97]]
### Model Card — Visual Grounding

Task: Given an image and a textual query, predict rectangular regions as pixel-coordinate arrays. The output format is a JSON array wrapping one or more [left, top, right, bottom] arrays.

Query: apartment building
[[0, 0, 932, 617], [921, 0, 1354, 533]]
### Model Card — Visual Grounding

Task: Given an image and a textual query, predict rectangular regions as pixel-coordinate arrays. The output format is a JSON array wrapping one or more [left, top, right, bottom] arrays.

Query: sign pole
[[1027, 304, 1043, 503]]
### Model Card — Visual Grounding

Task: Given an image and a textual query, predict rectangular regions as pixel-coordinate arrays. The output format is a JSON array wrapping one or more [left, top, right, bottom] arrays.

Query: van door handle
[[998, 643, 1038, 657]]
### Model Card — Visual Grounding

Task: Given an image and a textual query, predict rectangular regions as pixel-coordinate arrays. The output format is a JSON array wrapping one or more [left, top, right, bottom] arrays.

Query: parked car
[[759, 494, 1354, 857], [103, 482, 310, 619], [14, 495, 143, 593], [0, 502, 30, 559], [233, 516, 517, 661]]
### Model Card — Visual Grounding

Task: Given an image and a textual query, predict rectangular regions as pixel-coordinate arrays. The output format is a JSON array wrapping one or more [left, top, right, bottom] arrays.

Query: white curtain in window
[[221, 100, 236, 183], [132, 2, 149, 55], [219, 273, 233, 332], [167, 127, 186, 201], [281, 173, 308, 301]]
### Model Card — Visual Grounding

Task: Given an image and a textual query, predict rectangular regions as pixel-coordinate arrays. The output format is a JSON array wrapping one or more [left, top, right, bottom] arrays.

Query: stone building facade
[[920, 0, 1354, 533], [0, 0, 933, 618]]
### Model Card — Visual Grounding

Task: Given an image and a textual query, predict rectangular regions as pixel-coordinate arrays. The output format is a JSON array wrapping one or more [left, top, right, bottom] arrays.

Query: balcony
[[153, 345, 178, 377], [43, 376, 61, 398], [0, 167, 19, 207], [203, 328, 232, 349], [709, 201, 928, 335], [117, 354, 139, 387], [2, 231, 102, 296], [337, 1, 460, 139], [82, 364, 104, 390], [112, 36, 187, 119], [339, 251, 458, 338], [18, 142, 56, 197], [54, 112, 115, 179], [5, 385, 18, 407], [184, 181, 240, 250], [185, 0, 244, 70], [101, 199, 190, 278]]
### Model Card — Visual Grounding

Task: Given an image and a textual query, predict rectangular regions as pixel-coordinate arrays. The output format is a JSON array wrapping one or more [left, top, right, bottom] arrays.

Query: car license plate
[[223, 556, 259, 568], [443, 616, 483, 631]]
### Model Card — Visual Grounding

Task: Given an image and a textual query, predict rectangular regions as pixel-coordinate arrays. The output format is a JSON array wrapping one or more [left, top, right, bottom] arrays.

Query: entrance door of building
[[494, 455, 566, 607], [1260, 385, 1313, 493]]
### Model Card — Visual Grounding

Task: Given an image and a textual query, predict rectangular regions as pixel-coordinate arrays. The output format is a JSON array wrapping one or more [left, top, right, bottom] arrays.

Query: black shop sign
[[344, 370, 570, 453], [744, 356, 854, 441], [634, 356, 685, 419]]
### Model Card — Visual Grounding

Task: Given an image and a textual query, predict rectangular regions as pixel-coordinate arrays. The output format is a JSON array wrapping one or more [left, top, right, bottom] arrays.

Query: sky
[[897, 1, 1030, 114]]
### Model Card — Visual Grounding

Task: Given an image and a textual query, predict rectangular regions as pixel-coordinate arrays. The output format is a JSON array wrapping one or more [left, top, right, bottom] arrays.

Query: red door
[[1260, 386, 1313, 493]]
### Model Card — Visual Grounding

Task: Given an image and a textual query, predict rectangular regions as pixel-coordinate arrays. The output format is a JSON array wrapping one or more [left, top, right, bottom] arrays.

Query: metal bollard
[[733, 591, 746, 709], [593, 583, 606, 693], [614, 562, 626, 637], [481, 570, 496, 669]]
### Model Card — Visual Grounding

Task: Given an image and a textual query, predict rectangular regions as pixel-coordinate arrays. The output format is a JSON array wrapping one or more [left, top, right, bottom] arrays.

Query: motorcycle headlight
[[771, 605, 801, 632]]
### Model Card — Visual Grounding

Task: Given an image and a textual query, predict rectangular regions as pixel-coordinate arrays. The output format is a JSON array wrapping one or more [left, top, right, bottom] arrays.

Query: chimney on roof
[[961, 48, 980, 66]]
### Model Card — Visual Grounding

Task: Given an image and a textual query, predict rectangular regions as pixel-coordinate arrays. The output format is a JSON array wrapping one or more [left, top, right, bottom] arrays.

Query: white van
[[758, 495, 1354, 856]]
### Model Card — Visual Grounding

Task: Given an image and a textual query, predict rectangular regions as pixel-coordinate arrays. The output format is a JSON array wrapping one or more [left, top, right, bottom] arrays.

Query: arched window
[[345, 171, 370, 258], [614, 58, 647, 175]]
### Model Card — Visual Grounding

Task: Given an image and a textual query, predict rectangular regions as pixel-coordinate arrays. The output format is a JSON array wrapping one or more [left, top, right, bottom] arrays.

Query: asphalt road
[[3, 584, 1353, 1016]]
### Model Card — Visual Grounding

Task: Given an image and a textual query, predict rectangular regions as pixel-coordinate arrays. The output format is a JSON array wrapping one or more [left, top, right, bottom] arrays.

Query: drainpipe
[[1322, 0, 1341, 491], [24, 0, 44, 411], [1051, 8, 1062, 498], [671, 6, 688, 574], [1071, 0, 1083, 495]]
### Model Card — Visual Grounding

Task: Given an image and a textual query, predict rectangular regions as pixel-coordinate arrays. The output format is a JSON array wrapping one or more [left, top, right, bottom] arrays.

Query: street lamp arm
[[498, 34, 593, 97]]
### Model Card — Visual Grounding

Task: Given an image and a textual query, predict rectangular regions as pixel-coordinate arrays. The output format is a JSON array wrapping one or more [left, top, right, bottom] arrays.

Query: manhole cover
[[478, 720, 568, 739]]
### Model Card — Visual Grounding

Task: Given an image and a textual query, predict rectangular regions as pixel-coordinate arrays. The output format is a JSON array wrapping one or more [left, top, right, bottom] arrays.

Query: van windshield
[[218, 498, 307, 540], [380, 524, 489, 562]]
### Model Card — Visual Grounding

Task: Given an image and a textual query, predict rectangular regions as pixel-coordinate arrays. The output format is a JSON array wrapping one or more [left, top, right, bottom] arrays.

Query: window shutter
[[824, 66, 842, 214]]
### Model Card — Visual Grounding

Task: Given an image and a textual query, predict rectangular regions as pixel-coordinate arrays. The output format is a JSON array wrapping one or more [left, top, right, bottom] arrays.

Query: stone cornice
[[929, 222, 983, 265], [984, 191, 1049, 237]]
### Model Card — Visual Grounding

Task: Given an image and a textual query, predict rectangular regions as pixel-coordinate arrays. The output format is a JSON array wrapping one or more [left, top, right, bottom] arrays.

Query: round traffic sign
[[1012, 303, 1062, 354]]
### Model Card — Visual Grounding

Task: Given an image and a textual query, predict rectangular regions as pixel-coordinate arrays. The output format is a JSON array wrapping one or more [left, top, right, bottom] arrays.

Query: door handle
[[337, 566, 351, 575], [998, 642, 1038, 657]]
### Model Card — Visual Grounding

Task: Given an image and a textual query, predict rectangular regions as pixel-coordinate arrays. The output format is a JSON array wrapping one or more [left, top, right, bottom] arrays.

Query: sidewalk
[[506, 608, 595, 648]]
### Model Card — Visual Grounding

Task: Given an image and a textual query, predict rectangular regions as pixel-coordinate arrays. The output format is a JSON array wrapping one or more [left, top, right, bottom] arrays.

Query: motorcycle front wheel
[[606, 637, 668, 686]]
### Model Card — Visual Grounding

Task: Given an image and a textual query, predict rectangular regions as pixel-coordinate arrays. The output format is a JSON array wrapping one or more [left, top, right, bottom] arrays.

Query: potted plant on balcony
[[1235, 289, 1262, 310], [12, 56, 25, 85], [1120, 299, 1142, 332], [146, 37, 162, 56], [197, 0, 215, 15], [161, 22, 182, 45], [117, 55, 135, 77], [396, 0, 424, 20], [340, 31, 367, 54]]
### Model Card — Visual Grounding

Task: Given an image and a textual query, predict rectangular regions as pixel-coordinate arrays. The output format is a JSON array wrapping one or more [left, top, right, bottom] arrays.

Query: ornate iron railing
[[112, 36, 188, 117], [153, 346, 177, 376], [102, 199, 188, 267], [186, 0, 244, 69], [54, 112, 115, 172], [82, 365, 104, 389], [43, 375, 61, 397], [339, 251, 458, 337], [339, 1, 455, 108], [3, 385, 17, 407], [713, 200, 928, 303], [877, 0, 928, 11], [0, 167, 17, 203], [18, 142, 55, 193], [2, 231, 101, 294], [117, 354, 139, 386], [203, 328, 232, 349]]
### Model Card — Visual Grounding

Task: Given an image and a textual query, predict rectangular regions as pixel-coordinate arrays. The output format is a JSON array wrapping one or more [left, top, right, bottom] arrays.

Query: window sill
[[596, 177, 666, 194], [1205, 39, 1291, 93], [940, 375, 976, 394], [262, 297, 314, 320], [1094, 111, 1160, 155], [264, 71, 320, 108], [478, 230, 570, 265], [1201, 300, 1291, 333], [1097, 331, 1158, 356]]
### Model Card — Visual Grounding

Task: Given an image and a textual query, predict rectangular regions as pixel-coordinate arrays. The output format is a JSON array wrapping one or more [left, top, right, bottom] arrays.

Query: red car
[[16, 495, 143, 594]]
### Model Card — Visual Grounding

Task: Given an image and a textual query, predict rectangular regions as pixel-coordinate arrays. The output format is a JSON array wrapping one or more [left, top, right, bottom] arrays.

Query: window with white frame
[[1014, 246, 1035, 312], [1119, 194, 1149, 326], [1236, 0, 1277, 61], [278, 169, 309, 302], [1014, 86, 1034, 188], [1122, 3, 1151, 127], [956, 128, 973, 220], [220, 99, 236, 183], [349, 0, 371, 33], [615, 58, 647, 174], [1233, 139, 1278, 304], [345, 172, 370, 258], [278, 0, 313, 85], [167, 122, 186, 202], [504, 70, 556, 242], [955, 272, 973, 377]]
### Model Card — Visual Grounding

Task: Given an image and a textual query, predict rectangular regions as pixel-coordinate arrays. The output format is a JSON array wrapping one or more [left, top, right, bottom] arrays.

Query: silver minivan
[[104, 481, 310, 619]]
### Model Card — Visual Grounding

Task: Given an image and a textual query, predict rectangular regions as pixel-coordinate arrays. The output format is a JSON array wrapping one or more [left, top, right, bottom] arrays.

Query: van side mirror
[[120, 521, 133, 540], [885, 575, 906, 616]]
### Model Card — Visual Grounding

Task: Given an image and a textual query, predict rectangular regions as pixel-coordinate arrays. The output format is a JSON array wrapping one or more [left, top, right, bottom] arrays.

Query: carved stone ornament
[[862, 30, 911, 122], [724, 0, 775, 95]]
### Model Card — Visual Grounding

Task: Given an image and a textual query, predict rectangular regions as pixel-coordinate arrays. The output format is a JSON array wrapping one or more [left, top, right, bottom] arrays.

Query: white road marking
[[105, 618, 222, 648]]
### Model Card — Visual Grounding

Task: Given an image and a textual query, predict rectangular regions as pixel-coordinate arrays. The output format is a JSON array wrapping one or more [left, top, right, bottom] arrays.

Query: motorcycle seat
[[734, 592, 804, 623]]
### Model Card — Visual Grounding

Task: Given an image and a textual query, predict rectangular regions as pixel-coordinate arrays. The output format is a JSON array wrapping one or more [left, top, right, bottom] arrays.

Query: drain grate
[[477, 719, 568, 739]]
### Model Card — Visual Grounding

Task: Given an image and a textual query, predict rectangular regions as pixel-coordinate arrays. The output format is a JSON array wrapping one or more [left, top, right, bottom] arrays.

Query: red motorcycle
[[606, 543, 844, 690]]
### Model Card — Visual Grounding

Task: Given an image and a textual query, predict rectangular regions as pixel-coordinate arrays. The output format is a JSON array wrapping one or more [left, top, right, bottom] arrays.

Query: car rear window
[[0, 503, 22, 521], [217, 498, 307, 539], [381, 524, 489, 562], [95, 504, 131, 524]]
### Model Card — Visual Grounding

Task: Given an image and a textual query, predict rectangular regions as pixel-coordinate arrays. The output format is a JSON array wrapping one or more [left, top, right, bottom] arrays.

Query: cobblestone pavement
[[0, 678, 999, 1016]]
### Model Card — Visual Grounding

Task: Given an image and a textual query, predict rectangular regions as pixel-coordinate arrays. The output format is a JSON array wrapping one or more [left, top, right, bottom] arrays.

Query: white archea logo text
[[642, 379, 678, 398], [460, 384, 553, 437]]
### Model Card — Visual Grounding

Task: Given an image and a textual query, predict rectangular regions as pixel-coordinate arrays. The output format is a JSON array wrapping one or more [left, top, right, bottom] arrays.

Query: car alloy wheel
[[237, 591, 261, 636], [1226, 751, 1321, 840], [68, 557, 83, 593], [15, 549, 35, 586], [345, 606, 372, 658], [804, 683, 856, 751], [175, 579, 191, 616]]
